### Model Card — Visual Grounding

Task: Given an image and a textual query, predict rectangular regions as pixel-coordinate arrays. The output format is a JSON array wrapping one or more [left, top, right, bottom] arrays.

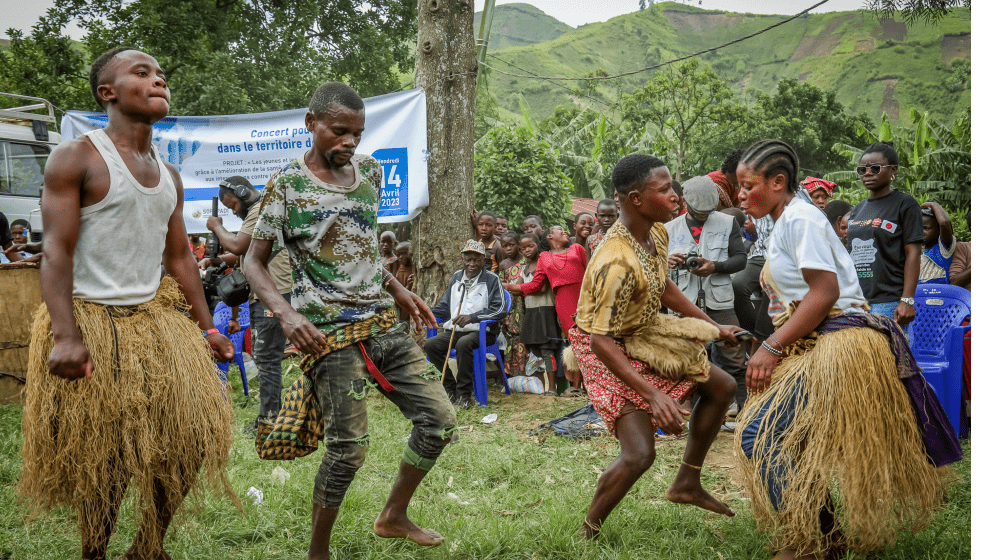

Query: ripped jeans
[[309, 324, 457, 509]]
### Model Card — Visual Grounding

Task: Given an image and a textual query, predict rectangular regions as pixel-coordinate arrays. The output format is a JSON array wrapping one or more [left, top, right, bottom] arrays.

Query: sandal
[[562, 387, 586, 397]]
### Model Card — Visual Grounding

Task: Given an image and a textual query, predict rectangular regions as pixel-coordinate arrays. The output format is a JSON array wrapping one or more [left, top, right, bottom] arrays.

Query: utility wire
[[478, 0, 830, 82], [484, 54, 616, 110]]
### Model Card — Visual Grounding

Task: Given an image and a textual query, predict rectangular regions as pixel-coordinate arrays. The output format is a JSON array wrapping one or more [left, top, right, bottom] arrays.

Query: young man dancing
[[568, 154, 743, 538], [243, 81, 456, 559], [20, 47, 239, 560]]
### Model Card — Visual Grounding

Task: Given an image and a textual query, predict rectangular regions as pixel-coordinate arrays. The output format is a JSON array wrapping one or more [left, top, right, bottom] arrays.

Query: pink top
[[521, 243, 588, 295]]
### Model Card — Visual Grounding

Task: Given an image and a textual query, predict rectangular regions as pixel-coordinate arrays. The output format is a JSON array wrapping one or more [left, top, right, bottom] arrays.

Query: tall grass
[[0, 361, 970, 559]]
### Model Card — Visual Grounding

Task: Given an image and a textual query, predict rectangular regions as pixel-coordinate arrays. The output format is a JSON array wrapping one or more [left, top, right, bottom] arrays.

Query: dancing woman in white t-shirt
[[732, 140, 961, 560]]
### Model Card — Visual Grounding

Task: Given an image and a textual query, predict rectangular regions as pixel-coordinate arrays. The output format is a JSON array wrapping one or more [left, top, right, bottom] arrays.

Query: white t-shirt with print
[[765, 198, 866, 317]]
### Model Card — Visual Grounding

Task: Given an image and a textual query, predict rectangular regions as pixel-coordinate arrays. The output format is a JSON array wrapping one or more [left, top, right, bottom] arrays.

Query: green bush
[[474, 124, 573, 229]]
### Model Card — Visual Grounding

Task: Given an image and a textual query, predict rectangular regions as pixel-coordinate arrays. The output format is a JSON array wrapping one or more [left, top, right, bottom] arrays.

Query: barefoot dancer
[[20, 47, 240, 560], [734, 140, 961, 559], [243, 81, 456, 558], [570, 154, 744, 538]]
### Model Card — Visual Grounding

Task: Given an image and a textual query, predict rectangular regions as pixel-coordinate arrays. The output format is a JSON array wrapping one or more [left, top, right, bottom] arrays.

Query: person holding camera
[[666, 176, 749, 411], [204, 175, 293, 434]]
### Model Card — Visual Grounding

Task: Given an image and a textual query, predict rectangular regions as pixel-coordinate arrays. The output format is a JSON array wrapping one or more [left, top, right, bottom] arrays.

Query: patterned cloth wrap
[[569, 325, 706, 437], [255, 307, 397, 460]]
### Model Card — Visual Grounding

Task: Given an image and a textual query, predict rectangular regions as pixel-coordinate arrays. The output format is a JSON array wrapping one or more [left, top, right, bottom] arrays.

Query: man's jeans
[[309, 324, 457, 509], [249, 294, 290, 422]]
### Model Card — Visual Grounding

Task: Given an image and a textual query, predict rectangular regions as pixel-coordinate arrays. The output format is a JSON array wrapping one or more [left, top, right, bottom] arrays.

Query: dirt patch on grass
[[880, 78, 900, 120], [664, 11, 743, 34], [942, 33, 971, 64], [737, 73, 752, 88], [879, 20, 908, 42], [820, 14, 853, 35], [855, 38, 875, 52], [790, 33, 843, 62], [798, 72, 812, 82]]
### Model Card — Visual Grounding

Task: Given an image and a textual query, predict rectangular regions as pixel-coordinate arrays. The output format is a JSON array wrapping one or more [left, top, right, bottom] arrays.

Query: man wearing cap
[[203, 175, 293, 434], [425, 239, 509, 408], [666, 176, 749, 411]]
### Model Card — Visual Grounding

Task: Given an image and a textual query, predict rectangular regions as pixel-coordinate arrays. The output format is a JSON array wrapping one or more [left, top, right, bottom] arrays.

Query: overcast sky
[[3, 0, 876, 41]]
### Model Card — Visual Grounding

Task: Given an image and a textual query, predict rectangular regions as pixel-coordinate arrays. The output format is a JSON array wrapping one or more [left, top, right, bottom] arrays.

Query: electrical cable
[[477, 0, 831, 82]]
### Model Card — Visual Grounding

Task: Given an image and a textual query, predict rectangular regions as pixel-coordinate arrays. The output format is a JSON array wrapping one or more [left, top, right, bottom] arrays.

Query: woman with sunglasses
[[845, 142, 923, 326]]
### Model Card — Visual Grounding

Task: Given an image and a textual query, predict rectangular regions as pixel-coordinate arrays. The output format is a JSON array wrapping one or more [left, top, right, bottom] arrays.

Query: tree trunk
[[412, 0, 478, 306]]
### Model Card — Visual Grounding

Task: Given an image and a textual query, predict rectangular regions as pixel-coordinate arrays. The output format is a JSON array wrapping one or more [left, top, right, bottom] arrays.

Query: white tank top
[[72, 129, 177, 305]]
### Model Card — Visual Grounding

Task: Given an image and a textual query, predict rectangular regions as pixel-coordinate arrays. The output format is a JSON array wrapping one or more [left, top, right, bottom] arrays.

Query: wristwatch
[[900, 297, 915, 306]]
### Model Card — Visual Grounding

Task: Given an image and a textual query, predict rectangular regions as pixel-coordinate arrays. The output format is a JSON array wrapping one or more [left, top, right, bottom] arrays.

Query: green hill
[[480, 2, 970, 125], [473, 3, 571, 52]]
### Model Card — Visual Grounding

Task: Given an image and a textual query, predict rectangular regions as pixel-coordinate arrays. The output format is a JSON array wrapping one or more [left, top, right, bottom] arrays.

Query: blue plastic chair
[[213, 301, 251, 396], [427, 290, 513, 407], [471, 290, 514, 407], [909, 284, 971, 438]]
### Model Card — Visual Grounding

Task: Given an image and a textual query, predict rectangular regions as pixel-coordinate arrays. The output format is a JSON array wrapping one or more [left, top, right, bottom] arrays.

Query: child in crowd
[[393, 241, 415, 327], [588, 198, 618, 257], [800, 176, 837, 209], [379, 230, 399, 276], [4, 219, 40, 262], [824, 200, 852, 249], [477, 211, 500, 272], [495, 215, 508, 237], [523, 215, 550, 252], [188, 232, 206, 260], [918, 201, 956, 285], [497, 230, 528, 377], [572, 212, 595, 247], [510, 225, 588, 395], [506, 233, 561, 395]]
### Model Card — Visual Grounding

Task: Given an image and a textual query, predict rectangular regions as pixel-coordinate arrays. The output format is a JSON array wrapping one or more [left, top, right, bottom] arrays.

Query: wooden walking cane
[[440, 282, 469, 384]]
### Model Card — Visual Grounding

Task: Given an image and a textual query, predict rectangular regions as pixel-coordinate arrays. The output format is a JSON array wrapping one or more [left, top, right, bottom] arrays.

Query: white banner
[[61, 89, 429, 233]]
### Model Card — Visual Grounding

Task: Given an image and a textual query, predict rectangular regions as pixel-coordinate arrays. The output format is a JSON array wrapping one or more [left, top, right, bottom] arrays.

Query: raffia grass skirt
[[734, 326, 947, 557], [19, 277, 240, 554]]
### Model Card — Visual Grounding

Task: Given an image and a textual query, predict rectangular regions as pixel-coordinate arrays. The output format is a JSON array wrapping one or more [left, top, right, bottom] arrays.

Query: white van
[[0, 93, 62, 243]]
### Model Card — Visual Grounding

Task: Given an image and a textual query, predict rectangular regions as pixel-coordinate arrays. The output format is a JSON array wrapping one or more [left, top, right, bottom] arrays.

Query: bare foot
[[373, 515, 444, 546], [665, 483, 735, 517], [578, 520, 600, 540]]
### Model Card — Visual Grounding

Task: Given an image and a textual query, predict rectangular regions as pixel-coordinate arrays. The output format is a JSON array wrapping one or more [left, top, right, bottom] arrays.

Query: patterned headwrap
[[707, 170, 737, 209], [799, 176, 837, 196]]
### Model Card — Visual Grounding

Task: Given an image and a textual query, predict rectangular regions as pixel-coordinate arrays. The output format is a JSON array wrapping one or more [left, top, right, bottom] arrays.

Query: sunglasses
[[855, 164, 891, 176]]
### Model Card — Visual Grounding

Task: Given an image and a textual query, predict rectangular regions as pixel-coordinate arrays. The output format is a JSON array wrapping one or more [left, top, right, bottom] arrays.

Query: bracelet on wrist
[[761, 341, 783, 356], [203, 328, 220, 337], [766, 334, 784, 352]]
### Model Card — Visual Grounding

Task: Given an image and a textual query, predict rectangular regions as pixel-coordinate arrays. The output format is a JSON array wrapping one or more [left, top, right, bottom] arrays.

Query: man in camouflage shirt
[[244, 81, 456, 557]]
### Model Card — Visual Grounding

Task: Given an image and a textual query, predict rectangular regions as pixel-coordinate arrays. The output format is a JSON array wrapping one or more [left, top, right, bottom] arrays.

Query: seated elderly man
[[425, 240, 508, 408]]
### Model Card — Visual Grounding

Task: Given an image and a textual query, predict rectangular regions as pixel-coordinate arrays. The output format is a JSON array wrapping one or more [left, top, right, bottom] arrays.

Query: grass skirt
[[19, 277, 240, 555], [734, 326, 947, 556]]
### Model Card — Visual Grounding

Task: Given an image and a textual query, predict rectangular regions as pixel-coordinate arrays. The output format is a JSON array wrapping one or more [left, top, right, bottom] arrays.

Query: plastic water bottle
[[243, 355, 258, 380]]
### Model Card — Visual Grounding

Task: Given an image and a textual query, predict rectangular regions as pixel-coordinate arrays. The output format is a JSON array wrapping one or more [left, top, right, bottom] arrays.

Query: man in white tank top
[[21, 47, 238, 560]]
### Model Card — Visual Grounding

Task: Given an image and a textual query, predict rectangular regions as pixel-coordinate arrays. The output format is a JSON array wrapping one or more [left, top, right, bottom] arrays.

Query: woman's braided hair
[[739, 140, 800, 194]]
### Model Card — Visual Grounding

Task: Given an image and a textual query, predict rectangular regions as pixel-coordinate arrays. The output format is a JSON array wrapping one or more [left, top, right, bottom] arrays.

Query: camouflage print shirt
[[253, 153, 394, 334]]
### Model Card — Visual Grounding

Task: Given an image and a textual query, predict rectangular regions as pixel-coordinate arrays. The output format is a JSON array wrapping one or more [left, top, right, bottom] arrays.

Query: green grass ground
[[0, 361, 971, 559]]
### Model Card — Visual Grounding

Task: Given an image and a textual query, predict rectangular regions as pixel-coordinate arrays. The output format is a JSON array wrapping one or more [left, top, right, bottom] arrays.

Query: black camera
[[684, 249, 702, 271]]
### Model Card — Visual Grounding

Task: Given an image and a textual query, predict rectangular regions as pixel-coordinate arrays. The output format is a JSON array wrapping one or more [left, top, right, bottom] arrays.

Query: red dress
[[520, 244, 587, 336]]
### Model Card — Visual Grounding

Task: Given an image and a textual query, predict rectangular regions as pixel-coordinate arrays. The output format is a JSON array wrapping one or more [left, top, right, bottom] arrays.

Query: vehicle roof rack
[[0, 92, 57, 127]]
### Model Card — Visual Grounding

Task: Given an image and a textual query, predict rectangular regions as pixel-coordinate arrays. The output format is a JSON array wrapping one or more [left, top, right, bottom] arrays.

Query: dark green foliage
[[474, 123, 573, 229], [2, 0, 418, 115]]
